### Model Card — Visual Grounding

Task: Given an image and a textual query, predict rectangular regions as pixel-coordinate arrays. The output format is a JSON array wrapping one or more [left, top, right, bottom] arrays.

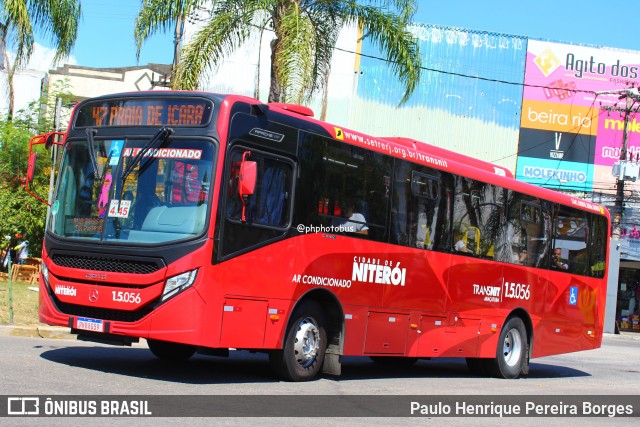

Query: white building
[[44, 63, 172, 129], [0, 67, 48, 117]]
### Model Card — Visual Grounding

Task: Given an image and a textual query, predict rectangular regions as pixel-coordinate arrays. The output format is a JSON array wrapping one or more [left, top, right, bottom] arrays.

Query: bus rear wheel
[[147, 339, 196, 361], [269, 301, 327, 382], [487, 317, 528, 379]]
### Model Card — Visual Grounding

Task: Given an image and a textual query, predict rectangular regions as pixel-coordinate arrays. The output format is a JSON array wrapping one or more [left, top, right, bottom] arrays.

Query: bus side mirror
[[45, 132, 62, 149], [238, 151, 257, 222], [26, 152, 37, 184], [24, 132, 64, 206], [29, 131, 65, 150], [238, 161, 257, 197]]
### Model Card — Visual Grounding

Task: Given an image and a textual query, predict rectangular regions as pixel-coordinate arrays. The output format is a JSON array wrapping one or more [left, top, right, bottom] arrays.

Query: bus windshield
[[48, 135, 215, 244]]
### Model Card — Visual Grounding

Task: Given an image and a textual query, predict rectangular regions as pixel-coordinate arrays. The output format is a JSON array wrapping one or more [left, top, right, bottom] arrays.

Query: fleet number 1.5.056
[[112, 291, 141, 304]]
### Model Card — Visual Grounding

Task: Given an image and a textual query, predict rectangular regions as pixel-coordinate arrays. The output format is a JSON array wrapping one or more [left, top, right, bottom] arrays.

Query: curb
[[0, 324, 76, 340], [604, 331, 640, 341]]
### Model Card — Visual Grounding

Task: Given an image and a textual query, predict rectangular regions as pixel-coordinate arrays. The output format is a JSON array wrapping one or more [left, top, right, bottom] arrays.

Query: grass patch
[[0, 280, 40, 325]]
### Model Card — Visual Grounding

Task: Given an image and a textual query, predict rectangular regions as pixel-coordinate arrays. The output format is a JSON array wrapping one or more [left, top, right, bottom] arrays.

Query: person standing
[[13, 234, 29, 264]]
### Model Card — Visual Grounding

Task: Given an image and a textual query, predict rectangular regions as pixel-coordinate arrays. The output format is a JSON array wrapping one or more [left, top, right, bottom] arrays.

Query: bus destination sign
[[74, 98, 214, 128]]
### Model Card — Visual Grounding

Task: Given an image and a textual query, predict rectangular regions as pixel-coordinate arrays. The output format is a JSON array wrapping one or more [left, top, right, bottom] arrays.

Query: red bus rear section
[[28, 92, 609, 381]]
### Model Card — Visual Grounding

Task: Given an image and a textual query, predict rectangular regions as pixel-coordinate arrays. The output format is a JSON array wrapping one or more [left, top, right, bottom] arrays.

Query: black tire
[[269, 301, 327, 382], [487, 317, 528, 379], [370, 356, 418, 368], [147, 339, 196, 361]]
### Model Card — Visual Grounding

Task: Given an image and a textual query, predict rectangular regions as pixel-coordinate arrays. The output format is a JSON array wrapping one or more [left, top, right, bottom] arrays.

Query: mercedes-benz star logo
[[89, 289, 99, 303]]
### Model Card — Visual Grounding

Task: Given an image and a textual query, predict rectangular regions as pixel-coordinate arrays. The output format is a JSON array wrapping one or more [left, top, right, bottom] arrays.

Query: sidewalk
[[604, 331, 640, 340], [0, 324, 75, 340]]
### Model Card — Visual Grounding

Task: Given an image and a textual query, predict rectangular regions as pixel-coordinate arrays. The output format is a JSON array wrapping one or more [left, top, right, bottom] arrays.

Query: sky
[[31, 0, 640, 70]]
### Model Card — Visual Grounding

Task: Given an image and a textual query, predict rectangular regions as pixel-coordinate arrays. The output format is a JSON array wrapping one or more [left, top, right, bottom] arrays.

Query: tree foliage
[[0, 0, 81, 68], [1, 0, 80, 119], [135, 0, 422, 105], [0, 116, 47, 257], [0, 79, 74, 257]]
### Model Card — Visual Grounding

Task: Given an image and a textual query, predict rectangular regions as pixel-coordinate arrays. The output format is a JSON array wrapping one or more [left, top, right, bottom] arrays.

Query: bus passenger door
[[538, 205, 596, 356]]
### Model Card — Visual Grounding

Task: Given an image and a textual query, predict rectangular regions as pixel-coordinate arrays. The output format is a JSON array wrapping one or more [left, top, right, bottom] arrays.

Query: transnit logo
[[473, 284, 501, 303]]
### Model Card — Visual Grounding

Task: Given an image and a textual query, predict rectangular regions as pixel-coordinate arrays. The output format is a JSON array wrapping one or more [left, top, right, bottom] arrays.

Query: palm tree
[[135, 0, 421, 105], [134, 0, 205, 74], [0, 0, 81, 118]]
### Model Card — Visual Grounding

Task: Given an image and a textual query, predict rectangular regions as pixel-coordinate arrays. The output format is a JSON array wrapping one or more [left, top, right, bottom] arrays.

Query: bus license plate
[[76, 317, 104, 332]]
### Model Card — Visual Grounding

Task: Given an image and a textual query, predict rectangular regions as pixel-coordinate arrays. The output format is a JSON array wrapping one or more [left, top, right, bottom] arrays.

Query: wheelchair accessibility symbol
[[569, 286, 578, 306]]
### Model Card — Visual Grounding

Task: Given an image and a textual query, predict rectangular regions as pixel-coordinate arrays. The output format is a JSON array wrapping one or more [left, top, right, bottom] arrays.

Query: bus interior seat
[[141, 205, 207, 235]]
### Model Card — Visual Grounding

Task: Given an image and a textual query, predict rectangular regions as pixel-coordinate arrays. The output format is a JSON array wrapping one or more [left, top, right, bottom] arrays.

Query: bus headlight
[[41, 261, 49, 284], [162, 269, 198, 301]]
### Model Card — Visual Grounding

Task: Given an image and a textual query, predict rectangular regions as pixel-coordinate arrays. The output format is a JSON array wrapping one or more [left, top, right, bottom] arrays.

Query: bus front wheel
[[488, 317, 528, 379], [269, 301, 327, 382], [147, 339, 196, 361]]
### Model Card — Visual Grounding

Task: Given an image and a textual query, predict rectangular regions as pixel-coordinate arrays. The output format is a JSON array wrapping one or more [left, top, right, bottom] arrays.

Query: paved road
[[0, 330, 638, 425]]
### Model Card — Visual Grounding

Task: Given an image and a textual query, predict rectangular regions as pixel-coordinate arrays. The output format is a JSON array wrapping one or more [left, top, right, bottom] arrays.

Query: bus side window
[[411, 170, 441, 250], [253, 161, 289, 226], [506, 198, 543, 266], [392, 163, 449, 251], [589, 214, 607, 278], [226, 149, 293, 227], [552, 206, 588, 275], [220, 147, 294, 258], [451, 177, 500, 258], [312, 139, 390, 241], [227, 161, 242, 218]]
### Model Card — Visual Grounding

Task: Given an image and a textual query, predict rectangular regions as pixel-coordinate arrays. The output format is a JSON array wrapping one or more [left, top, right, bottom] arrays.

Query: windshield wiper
[[121, 127, 174, 184], [85, 128, 99, 178]]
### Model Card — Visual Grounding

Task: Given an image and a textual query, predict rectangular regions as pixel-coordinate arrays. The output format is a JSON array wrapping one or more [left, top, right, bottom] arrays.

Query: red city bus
[[26, 91, 609, 382]]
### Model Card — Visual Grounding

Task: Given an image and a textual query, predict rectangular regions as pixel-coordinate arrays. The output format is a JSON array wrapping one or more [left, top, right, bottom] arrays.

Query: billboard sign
[[517, 39, 640, 193]]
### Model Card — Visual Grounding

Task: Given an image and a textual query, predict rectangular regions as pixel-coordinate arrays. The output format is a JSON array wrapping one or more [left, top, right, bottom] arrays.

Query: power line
[[334, 42, 640, 200], [333, 46, 600, 96], [596, 89, 640, 236]]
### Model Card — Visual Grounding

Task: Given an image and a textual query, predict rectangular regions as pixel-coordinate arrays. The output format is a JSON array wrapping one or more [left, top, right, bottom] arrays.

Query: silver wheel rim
[[502, 328, 523, 367], [293, 317, 320, 368]]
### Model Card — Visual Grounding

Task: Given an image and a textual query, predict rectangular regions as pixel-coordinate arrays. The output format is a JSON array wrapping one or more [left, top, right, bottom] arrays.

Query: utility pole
[[173, 14, 184, 76], [596, 87, 640, 333], [599, 88, 640, 236], [613, 94, 633, 238]]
